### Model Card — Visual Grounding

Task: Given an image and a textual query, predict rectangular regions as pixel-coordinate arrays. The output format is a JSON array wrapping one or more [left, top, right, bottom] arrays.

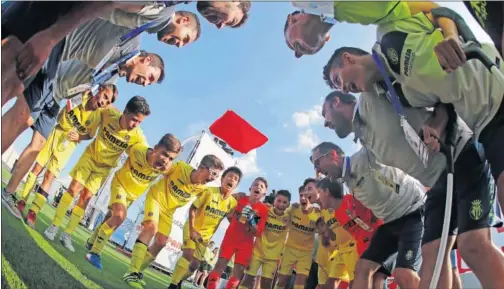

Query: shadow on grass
[[1, 211, 93, 289]]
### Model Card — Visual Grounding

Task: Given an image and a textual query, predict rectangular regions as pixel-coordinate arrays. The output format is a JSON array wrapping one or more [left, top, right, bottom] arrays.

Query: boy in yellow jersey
[[239, 190, 291, 289], [283, 1, 442, 58], [167, 167, 242, 289], [122, 154, 225, 289], [275, 184, 320, 289], [303, 178, 357, 289], [315, 217, 333, 289], [19, 84, 118, 226], [85, 133, 182, 270], [42, 96, 150, 252]]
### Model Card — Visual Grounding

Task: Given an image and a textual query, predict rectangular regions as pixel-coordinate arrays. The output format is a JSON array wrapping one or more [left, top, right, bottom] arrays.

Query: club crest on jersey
[[124, 135, 130, 142], [85, 120, 91, 126], [148, 212, 154, 217]]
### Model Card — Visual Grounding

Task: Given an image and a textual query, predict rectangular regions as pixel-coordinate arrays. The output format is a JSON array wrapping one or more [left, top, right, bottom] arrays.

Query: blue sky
[[4, 2, 492, 245]]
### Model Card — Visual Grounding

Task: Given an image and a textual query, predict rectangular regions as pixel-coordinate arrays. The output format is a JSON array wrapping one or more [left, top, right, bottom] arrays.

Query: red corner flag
[[209, 110, 268, 154]]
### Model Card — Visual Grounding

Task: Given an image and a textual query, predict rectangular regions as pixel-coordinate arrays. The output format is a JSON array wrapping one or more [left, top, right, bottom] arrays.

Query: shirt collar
[[291, 1, 337, 24]]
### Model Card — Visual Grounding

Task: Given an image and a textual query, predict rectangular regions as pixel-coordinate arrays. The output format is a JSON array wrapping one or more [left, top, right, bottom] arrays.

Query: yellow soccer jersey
[[85, 108, 147, 168], [57, 92, 100, 136], [114, 143, 163, 199], [148, 161, 208, 212], [285, 205, 320, 251], [322, 209, 354, 248], [187, 186, 238, 241], [253, 207, 290, 261]]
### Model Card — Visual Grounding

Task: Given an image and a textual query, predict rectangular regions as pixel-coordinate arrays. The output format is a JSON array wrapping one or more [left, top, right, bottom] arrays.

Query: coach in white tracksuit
[[311, 142, 426, 289]]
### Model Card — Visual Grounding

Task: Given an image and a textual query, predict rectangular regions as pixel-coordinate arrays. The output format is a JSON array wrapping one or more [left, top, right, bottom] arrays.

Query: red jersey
[[224, 197, 269, 245], [333, 194, 383, 255]]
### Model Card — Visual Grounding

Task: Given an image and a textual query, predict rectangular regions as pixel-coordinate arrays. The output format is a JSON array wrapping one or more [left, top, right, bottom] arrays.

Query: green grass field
[[1, 167, 193, 289]]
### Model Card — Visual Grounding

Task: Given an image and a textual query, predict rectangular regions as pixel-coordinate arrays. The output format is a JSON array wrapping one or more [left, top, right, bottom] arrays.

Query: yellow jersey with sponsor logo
[[187, 187, 238, 242], [285, 205, 320, 251], [114, 143, 163, 198], [253, 207, 290, 261], [56, 92, 100, 136], [147, 161, 208, 212], [322, 209, 354, 249], [85, 108, 147, 167]]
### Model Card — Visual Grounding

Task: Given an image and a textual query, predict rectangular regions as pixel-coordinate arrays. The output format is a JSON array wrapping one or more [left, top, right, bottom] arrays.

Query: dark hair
[[232, 1, 251, 28], [324, 91, 357, 105], [176, 11, 201, 41], [222, 166, 243, 182], [275, 189, 291, 202], [158, 133, 182, 153], [139, 50, 165, 84], [323, 47, 370, 89], [303, 178, 317, 189], [312, 142, 345, 157], [284, 11, 301, 36], [264, 192, 275, 205], [315, 216, 325, 226], [199, 154, 225, 171], [316, 178, 344, 199], [298, 185, 304, 193], [125, 96, 151, 116], [254, 177, 268, 189]]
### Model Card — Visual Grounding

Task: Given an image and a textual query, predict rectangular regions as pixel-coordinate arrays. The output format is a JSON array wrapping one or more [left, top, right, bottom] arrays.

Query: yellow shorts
[[245, 254, 278, 279], [278, 246, 313, 276], [328, 243, 359, 282], [109, 176, 138, 209], [36, 127, 77, 177], [182, 225, 207, 261], [69, 152, 112, 195], [318, 264, 329, 285], [143, 191, 174, 237]]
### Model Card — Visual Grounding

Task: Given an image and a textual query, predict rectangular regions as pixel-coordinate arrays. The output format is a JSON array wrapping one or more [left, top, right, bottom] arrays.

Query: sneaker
[[1, 190, 22, 219], [44, 224, 59, 241], [16, 199, 26, 214], [123, 272, 145, 289], [85, 238, 93, 251], [85, 253, 103, 270], [25, 209, 37, 229], [60, 232, 75, 252]]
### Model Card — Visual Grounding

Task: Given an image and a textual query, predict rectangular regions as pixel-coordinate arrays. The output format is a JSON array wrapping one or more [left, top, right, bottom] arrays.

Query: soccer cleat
[[60, 232, 75, 252], [85, 238, 93, 251], [85, 253, 103, 270], [25, 209, 37, 229], [44, 224, 59, 241], [1, 189, 22, 219], [16, 200, 26, 214], [122, 272, 145, 289]]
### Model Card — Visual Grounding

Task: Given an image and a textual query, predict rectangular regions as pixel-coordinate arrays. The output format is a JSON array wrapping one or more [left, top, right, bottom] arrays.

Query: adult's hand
[[15, 30, 56, 81]]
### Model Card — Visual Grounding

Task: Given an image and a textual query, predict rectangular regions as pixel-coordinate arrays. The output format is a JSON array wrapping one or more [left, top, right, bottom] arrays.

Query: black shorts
[[464, 1, 503, 56], [305, 261, 318, 289], [361, 207, 424, 272], [199, 261, 212, 272], [423, 139, 492, 245], [22, 39, 66, 139], [479, 97, 504, 183], [1, 1, 80, 43]]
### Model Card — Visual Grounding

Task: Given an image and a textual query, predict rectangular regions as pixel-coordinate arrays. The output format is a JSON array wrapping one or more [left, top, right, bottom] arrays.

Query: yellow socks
[[64, 206, 85, 234], [170, 257, 190, 285], [21, 172, 37, 200], [90, 222, 115, 255], [294, 285, 304, 289], [139, 250, 155, 272], [238, 286, 248, 289], [30, 192, 48, 214], [129, 242, 148, 273], [53, 192, 73, 227]]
